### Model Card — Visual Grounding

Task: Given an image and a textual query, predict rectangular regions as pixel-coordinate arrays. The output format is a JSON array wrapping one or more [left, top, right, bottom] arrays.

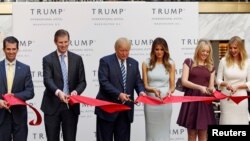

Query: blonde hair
[[193, 39, 214, 71], [114, 37, 131, 50], [225, 36, 248, 70]]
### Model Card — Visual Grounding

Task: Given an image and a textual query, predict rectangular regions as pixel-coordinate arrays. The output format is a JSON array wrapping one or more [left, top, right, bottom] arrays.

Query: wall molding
[[199, 2, 250, 13], [1, 2, 250, 15], [0, 2, 12, 15]]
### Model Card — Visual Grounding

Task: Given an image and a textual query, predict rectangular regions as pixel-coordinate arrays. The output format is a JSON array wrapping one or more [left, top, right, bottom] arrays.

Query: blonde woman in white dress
[[216, 36, 250, 125]]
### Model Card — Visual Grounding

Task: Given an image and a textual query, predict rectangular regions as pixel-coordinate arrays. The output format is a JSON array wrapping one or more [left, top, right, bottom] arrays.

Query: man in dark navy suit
[[0, 36, 34, 141], [95, 37, 146, 141], [41, 29, 86, 141]]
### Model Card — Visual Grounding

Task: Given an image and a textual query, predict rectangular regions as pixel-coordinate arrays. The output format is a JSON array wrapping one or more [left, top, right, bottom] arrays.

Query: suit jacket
[[95, 53, 145, 123], [0, 60, 34, 125], [41, 51, 86, 115]]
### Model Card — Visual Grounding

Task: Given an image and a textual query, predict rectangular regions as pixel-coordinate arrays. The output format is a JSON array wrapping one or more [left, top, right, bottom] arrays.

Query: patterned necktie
[[7, 62, 14, 93], [60, 54, 69, 94], [121, 60, 126, 92]]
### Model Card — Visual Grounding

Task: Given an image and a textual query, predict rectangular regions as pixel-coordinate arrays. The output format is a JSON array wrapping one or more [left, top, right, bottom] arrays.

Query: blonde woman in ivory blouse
[[216, 36, 250, 125]]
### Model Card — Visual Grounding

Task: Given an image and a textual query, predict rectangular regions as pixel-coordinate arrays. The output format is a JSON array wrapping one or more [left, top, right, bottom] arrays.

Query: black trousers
[[0, 111, 28, 141], [44, 104, 79, 141], [96, 112, 131, 141]]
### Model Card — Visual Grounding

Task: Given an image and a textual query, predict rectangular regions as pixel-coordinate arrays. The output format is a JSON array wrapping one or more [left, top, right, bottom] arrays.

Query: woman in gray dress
[[142, 37, 175, 141]]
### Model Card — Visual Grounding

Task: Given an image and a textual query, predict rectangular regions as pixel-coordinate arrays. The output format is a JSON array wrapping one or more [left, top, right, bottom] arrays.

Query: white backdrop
[[12, 2, 198, 141], [0, 15, 12, 59]]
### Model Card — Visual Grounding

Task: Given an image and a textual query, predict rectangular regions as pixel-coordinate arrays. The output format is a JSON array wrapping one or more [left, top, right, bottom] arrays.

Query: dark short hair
[[54, 29, 70, 42], [3, 36, 19, 50]]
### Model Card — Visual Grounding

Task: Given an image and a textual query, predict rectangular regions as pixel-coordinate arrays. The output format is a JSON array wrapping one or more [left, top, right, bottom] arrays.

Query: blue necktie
[[121, 60, 126, 92], [60, 54, 69, 94]]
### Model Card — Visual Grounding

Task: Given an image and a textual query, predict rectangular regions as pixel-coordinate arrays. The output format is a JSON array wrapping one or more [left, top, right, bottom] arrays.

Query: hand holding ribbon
[[2, 94, 42, 126], [136, 90, 250, 105]]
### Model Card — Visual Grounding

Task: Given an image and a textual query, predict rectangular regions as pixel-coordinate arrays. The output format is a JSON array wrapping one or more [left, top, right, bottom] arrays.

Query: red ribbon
[[68, 95, 131, 113], [229, 96, 250, 104], [3, 91, 249, 127], [2, 94, 131, 126], [136, 91, 250, 105], [2, 94, 42, 126]]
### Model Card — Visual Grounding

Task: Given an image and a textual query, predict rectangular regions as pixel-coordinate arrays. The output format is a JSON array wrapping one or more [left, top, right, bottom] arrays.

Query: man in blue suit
[[41, 29, 86, 141], [0, 36, 34, 141], [95, 37, 146, 141]]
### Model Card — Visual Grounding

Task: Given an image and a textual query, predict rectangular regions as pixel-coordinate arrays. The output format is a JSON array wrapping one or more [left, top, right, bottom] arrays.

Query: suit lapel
[[112, 54, 123, 87], [68, 51, 73, 85], [12, 61, 21, 92], [126, 59, 132, 89], [53, 51, 63, 80], [0, 60, 7, 91]]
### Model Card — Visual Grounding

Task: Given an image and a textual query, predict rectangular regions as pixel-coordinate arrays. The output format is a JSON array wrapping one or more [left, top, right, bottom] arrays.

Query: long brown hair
[[149, 37, 171, 72], [193, 39, 214, 71], [225, 36, 248, 70]]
